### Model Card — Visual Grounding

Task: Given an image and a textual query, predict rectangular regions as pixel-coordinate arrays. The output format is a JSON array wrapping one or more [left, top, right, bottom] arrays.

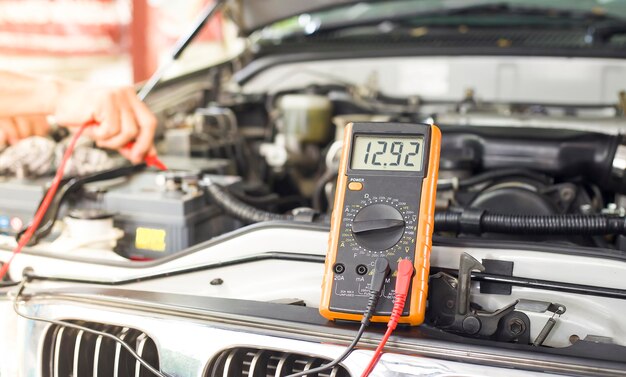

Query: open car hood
[[226, 0, 367, 35]]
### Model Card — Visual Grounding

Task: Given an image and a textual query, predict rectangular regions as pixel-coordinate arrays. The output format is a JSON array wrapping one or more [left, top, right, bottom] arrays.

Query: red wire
[[360, 259, 414, 377], [0, 123, 90, 281], [360, 327, 394, 377]]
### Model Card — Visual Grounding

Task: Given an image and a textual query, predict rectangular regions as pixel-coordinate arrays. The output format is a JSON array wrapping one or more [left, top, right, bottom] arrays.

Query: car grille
[[204, 347, 351, 377], [41, 320, 160, 377]]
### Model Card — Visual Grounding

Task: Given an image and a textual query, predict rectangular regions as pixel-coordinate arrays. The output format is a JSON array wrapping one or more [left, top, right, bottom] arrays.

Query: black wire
[[0, 282, 18, 288], [204, 180, 294, 223], [11, 280, 171, 377], [312, 169, 338, 212], [285, 322, 367, 377]]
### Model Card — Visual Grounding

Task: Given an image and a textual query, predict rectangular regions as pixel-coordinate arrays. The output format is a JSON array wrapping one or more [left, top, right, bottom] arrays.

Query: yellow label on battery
[[135, 227, 166, 252]]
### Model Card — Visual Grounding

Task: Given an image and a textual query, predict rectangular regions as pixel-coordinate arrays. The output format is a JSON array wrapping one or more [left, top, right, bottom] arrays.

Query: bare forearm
[[0, 70, 61, 117], [0, 70, 157, 162]]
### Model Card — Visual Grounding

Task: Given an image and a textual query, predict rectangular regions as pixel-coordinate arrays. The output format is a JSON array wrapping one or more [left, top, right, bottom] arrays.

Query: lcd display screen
[[350, 135, 424, 171]]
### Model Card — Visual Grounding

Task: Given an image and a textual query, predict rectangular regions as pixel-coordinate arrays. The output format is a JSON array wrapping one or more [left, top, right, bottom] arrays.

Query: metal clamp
[[428, 253, 526, 341]]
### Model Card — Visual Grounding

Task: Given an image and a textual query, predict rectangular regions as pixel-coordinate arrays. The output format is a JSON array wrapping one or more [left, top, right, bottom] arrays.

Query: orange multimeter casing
[[320, 122, 441, 325]]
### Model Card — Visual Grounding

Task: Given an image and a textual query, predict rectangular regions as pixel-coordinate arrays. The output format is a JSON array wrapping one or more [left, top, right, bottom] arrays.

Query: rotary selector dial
[[351, 203, 406, 251], [340, 195, 417, 258]]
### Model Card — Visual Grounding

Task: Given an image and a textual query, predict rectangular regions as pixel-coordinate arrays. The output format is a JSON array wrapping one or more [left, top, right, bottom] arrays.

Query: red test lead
[[0, 123, 90, 281], [360, 259, 415, 377], [122, 141, 167, 171], [84, 120, 167, 170]]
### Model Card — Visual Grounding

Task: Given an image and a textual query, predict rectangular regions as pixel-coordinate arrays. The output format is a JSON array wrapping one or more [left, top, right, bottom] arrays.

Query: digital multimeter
[[320, 122, 441, 325]]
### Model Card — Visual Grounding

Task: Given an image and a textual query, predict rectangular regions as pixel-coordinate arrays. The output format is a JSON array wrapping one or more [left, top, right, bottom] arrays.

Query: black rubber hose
[[204, 181, 294, 224], [435, 210, 626, 235]]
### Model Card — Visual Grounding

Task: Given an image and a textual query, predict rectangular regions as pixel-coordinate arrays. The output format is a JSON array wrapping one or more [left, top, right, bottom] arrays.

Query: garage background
[[0, 0, 237, 84]]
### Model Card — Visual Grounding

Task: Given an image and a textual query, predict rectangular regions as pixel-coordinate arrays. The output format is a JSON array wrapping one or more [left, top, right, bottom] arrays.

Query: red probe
[[122, 141, 167, 171], [360, 259, 415, 377], [84, 120, 167, 170]]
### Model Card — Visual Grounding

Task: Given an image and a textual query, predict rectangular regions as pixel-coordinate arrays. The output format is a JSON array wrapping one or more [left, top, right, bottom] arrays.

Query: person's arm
[[0, 70, 157, 163], [0, 116, 49, 146], [0, 71, 60, 116]]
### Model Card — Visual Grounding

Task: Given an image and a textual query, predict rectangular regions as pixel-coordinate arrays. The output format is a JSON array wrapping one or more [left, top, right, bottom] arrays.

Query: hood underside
[[226, 0, 367, 35]]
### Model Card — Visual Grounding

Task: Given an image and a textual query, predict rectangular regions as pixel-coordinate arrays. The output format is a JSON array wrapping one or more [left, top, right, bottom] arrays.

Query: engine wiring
[[285, 257, 391, 377], [0, 123, 89, 281], [11, 279, 171, 377]]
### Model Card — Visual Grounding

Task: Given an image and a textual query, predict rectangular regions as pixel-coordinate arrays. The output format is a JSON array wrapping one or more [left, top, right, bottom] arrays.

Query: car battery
[[0, 157, 239, 259]]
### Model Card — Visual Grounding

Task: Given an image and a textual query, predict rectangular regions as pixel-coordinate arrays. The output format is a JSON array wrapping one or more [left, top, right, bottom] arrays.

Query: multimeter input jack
[[356, 264, 368, 275], [333, 263, 346, 274]]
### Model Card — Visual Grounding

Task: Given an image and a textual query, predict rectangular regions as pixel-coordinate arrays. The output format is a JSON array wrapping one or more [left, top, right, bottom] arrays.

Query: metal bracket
[[427, 252, 528, 342]]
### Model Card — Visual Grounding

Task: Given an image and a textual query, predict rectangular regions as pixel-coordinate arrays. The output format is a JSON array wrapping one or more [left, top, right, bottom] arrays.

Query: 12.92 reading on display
[[350, 135, 425, 172]]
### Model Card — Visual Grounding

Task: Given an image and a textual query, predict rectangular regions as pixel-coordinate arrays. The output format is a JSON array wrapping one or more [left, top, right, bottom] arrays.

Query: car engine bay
[[3, 51, 626, 375]]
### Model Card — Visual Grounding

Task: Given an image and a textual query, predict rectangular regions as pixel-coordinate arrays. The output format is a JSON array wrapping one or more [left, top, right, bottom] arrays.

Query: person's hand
[[52, 82, 157, 164], [0, 116, 50, 147]]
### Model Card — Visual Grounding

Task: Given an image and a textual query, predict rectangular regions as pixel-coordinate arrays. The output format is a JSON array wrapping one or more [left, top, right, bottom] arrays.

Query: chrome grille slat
[[249, 349, 270, 377], [224, 348, 247, 377], [93, 335, 103, 377], [53, 327, 65, 377], [205, 347, 351, 377], [135, 333, 148, 377], [114, 328, 130, 377], [72, 330, 84, 377], [41, 321, 160, 377], [275, 353, 296, 376]]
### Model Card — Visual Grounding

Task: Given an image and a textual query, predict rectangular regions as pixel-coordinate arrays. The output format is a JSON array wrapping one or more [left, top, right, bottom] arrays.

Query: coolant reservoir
[[64, 209, 121, 251], [278, 94, 332, 144]]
